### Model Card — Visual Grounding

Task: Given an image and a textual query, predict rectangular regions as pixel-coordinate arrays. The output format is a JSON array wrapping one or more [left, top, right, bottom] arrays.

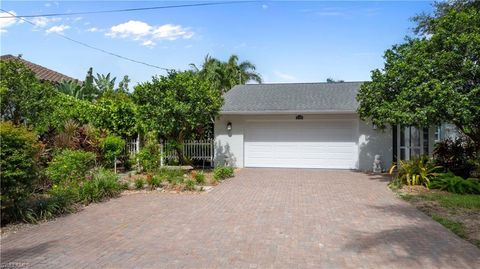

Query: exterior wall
[[357, 121, 393, 172], [214, 113, 393, 171]]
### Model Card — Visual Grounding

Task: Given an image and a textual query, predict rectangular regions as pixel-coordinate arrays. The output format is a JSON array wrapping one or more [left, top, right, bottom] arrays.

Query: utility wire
[[0, 9, 173, 71], [0, 1, 256, 18]]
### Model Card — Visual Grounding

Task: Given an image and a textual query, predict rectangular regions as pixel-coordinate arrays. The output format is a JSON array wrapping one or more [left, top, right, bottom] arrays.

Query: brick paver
[[1, 169, 479, 268]]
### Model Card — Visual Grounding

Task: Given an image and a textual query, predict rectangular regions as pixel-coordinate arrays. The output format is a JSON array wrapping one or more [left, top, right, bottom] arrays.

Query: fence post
[[210, 139, 214, 167], [136, 133, 140, 154], [160, 142, 164, 167]]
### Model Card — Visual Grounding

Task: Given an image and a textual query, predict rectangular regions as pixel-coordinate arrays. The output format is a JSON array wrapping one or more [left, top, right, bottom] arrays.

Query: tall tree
[[132, 71, 222, 163], [357, 1, 480, 148], [191, 54, 262, 93]]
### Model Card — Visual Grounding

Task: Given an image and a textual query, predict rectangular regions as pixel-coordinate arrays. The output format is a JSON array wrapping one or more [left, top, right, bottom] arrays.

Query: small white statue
[[373, 154, 383, 173]]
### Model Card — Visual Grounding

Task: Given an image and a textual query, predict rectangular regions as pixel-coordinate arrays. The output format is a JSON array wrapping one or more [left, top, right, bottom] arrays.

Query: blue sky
[[1, 1, 433, 86]]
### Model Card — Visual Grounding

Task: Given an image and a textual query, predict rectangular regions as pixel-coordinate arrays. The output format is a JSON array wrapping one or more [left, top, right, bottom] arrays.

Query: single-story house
[[214, 82, 436, 171]]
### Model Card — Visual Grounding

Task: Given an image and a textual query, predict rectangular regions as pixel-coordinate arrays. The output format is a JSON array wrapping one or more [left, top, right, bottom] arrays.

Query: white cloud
[[106, 20, 193, 47], [0, 11, 18, 33], [106, 20, 152, 39], [32, 17, 61, 27], [86, 27, 103, 33], [273, 71, 297, 82], [141, 40, 156, 48], [262, 4, 268, 9], [46, 24, 70, 34]]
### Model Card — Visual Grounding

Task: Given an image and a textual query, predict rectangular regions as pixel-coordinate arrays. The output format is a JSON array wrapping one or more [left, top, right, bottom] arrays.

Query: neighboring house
[[0, 54, 77, 84], [214, 82, 436, 171]]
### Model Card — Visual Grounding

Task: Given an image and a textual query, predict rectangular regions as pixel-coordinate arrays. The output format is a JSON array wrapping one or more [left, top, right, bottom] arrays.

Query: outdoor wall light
[[226, 122, 232, 131], [296, 115, 304, 120]]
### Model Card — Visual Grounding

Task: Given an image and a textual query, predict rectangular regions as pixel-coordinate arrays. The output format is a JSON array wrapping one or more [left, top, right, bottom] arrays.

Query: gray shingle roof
[[221, 82, 363, 114]]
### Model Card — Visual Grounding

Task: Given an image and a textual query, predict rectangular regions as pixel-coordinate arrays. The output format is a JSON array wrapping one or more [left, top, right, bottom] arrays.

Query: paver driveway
[[1, 169, 479, 268]]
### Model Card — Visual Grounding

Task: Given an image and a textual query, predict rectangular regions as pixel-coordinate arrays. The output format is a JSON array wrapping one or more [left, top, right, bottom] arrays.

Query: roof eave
[[220, 110, 358, 115]]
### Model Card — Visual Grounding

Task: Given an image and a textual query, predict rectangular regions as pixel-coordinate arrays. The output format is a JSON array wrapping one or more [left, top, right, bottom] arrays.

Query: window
[[397, 126, 429, 161]]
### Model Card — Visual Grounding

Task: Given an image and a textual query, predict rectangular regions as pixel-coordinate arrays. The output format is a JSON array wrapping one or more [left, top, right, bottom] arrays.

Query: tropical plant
[[434, 137, 477, 178], [53, 120, 100, 155], [213, 166, 235, 180], [94, 73, 116, 94], [116, 75, 130, 94], [78, 168, 122, 204], [0, 122, 41, 222], [191, 54, 262, 93], [46, 149, 96, 185], [57, 80, 83, 99], [100, 135, 125, 165], [429, 173, 480, 195], [133, 71, 222, 163], [357, 1, 480, 149], [389, 156, 442, 187]]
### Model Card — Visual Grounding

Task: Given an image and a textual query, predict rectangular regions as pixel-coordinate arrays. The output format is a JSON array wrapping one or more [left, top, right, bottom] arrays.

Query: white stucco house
[[214, 82, 436, 171]]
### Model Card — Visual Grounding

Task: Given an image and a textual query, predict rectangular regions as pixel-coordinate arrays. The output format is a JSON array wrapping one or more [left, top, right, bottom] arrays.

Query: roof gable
[[221, 82, 363, 114]]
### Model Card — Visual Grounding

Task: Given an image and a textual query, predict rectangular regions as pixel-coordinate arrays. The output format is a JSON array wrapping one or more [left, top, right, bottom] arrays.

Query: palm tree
[[191, 54, 262, 93], [94, 73, 116, 93]]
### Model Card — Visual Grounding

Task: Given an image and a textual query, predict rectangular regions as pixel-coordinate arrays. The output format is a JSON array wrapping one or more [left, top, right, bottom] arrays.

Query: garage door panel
[[245, 120, 357, 169]]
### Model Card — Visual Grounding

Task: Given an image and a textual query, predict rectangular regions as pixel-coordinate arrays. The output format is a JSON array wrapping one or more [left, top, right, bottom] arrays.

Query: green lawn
[[401, 192, 480, 209], [399, 192, 480, 248]]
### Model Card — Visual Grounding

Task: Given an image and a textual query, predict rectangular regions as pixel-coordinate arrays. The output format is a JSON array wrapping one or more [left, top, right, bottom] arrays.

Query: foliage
[[136, 136, 161, 172], [0, 122, 41, 222], [133, 71, 222, 163], [100, 135, 125, 164], [357, 2, 480, 148], [389, 156, 441, 186], [191, 54, 262, 93], [134, 178, 145, 189], [92, 93, 138, 138], [433, 137, 478, 178], [94, 73, 116, 93], [148, 175, 162, 189], [429, 173, 480, 194], [185, 179, 196, 191], [57, 80, 84, 99], [46, 149, 96, 185], [77, 168, 122, 204], [213, 166, 235, 180], [157, 168, 185, 185], [49, 94, 96, 130], [431, 214, 467, 239], [0, 57, 58, 132], [53, 120, 100, 154], [21, 186, 78, 223], [192, 170, 205, 184]]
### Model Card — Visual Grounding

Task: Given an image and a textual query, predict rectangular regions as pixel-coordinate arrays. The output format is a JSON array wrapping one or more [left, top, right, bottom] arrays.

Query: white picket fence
[[125, 137, 214, 166], [163, 139, 214, 164]]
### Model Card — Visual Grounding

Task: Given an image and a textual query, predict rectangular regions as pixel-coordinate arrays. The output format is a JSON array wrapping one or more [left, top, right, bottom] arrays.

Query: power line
[[0, 1, 256, 18], [0, 9, 173, 71]]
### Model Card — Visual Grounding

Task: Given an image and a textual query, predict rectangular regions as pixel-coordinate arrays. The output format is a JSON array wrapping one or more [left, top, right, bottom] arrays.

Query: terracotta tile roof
[[1, 54, 79, 83]]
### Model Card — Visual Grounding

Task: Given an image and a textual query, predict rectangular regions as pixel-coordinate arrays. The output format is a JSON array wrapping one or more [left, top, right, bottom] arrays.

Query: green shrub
[[78, 168, 122, 204], [46, 149, 96, 184], [185, 179, 196, 191], [389, 156, 441, 187], [213, 166, 234, 180], [194, 171, 205, 184], [148, 175, 162, 189], [433, 137, 477, 178], [21, 185, 79, 223], [429, 173, 480, 194], [100, 135, 125, 165], [136, 138, 161, 172], [0, 122, 41, 222], [134, 178, 145, 189]]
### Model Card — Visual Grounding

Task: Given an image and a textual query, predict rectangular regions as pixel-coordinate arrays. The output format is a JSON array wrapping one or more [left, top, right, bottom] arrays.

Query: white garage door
[[244, 120, 357, 169]]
